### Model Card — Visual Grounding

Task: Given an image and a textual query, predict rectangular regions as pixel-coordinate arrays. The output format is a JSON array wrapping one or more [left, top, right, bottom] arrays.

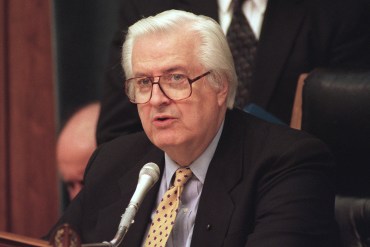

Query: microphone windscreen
[[139, 162, 160, 183]]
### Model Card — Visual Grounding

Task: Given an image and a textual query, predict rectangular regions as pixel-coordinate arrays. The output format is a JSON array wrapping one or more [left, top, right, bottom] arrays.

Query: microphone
[[103, 162, 160, 247]]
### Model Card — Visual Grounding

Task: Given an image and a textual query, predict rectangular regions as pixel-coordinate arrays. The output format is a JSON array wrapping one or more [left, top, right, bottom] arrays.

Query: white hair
[[122, 9, 237, 108]]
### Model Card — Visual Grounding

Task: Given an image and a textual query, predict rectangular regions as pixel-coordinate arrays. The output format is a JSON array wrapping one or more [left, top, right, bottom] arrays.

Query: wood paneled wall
[[0, 0, 59, 238], [0, 0, 8, 232]]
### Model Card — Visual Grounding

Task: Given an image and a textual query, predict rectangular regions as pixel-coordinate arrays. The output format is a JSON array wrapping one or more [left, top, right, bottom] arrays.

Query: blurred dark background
[[53, 0, 120, 126]]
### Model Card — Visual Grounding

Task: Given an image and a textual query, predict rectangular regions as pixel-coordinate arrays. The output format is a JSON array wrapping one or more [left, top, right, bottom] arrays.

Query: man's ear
[[217, 78, 229, 106]]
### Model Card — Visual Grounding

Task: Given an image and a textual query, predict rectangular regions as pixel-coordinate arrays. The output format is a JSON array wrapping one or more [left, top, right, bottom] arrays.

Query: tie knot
[[173, 168, 192, 187], [232, 0, 244, 10]]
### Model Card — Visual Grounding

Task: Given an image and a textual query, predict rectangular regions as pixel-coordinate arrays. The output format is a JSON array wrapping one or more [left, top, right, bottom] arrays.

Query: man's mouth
[[152, 115, 175, 126], [156, 117, 169, 121]]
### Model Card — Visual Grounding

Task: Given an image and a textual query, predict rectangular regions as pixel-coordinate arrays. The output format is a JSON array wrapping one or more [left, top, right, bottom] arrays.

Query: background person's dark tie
[[227, 0, 258, 109]]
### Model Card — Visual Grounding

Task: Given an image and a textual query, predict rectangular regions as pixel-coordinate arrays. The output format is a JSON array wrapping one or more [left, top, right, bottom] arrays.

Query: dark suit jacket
[[96, 0, 370, 144], [50, 109, 341, 246]]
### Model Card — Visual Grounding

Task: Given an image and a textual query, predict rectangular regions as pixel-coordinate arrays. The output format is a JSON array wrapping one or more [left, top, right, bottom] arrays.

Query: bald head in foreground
[[48, 10, 341, 247], [56, 102, 100, 199]]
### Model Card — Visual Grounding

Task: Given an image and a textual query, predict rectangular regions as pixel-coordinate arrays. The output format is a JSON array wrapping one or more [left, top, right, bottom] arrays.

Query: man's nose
[[150, 84, 170, 105]]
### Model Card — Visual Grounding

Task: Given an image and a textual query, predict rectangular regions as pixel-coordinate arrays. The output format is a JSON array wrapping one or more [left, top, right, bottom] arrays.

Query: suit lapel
[[191, 110, 245, 246], [252, 0, 306, 107], [95, 147, 165, 246], [122, 148, 165, 246]]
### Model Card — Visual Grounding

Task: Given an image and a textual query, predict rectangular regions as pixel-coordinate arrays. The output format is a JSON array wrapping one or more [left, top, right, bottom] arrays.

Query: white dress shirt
[[218, 0, 268, 39]]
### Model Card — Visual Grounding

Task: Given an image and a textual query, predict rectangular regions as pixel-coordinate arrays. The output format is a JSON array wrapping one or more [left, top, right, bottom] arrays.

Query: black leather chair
[[300, 68, 370, 247], [335, 196, 370, 247]]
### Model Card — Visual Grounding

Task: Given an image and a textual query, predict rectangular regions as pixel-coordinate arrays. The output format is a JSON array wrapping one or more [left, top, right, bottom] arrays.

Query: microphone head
[[139, 162, 160, 184]]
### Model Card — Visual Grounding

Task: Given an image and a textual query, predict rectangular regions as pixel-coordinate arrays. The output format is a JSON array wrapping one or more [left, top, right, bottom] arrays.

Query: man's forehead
[[132, 33, 201, 74], [133, 29, 201, 54]]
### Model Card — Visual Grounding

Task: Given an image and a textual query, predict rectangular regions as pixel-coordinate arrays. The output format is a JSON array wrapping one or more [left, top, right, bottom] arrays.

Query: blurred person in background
[[56, 102, 100, 200]]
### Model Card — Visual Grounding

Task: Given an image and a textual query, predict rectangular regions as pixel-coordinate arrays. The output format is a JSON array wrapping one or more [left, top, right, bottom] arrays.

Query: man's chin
[[154, 140, 178, 150], [151, 135, 180, 150]]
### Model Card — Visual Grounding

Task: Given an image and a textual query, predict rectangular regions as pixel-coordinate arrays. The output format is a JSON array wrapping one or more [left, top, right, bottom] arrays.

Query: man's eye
[[170, 74, 186, 82], [137, 78, 151, 86]]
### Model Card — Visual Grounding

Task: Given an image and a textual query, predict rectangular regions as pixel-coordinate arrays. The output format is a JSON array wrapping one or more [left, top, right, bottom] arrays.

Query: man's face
[[132, 32, 228, 165]]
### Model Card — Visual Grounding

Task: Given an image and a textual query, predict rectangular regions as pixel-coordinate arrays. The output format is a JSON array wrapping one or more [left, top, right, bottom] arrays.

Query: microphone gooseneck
[[104, 162, 160, 247]]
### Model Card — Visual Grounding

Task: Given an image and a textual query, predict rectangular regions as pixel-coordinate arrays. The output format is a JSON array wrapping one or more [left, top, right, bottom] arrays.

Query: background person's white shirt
[[218, 0, 268, 39]]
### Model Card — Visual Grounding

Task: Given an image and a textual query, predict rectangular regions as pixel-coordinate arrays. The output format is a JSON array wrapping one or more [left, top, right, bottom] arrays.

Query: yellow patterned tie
[[144, 167, 193, 247]]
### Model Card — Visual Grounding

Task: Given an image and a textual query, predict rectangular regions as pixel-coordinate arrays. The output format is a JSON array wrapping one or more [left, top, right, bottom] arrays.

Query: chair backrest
[[335, 196, 370, 247], [291, 68, 370, 247], [301, 68, 370, 197]]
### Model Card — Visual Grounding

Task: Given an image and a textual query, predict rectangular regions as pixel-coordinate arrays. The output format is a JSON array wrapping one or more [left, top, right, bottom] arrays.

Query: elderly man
[[48, 10, 340, 246]]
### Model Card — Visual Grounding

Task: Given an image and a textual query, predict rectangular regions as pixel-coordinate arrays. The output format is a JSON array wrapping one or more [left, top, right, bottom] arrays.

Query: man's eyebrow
[[164, 66, 187, 74], [133, 72, 149, 78], [134, 66, 188, 77]]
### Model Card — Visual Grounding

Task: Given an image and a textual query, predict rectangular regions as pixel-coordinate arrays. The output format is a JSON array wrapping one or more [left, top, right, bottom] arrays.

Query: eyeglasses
[[125, 71, 211, 104]]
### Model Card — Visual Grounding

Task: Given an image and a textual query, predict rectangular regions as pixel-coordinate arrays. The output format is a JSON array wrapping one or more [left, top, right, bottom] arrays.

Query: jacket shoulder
[[84, 132, 159, 183]]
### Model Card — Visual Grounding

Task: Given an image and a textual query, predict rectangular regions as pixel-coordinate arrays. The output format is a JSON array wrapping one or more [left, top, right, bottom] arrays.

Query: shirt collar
[[253, 0, 268, 14], [218, 0, 232, 13]]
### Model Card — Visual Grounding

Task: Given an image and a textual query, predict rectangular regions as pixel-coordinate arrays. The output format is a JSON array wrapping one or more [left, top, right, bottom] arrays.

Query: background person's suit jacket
[[50, 109, 341, 247], [96, 0, 370, 144]]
